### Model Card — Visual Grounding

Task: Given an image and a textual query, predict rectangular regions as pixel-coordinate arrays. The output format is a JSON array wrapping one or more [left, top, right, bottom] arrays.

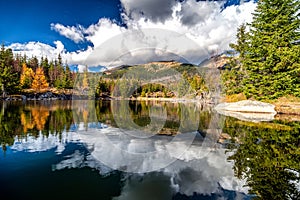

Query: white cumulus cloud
[[85, 18, 126, 48], [75, 0, 257, 67], [8, 0, 257, 68], [51, 23, 85, 43], [8, 41, 65, 61]]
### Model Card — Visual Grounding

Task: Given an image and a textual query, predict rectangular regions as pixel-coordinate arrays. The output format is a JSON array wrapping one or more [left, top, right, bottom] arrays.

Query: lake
[[0, 100, 299, 200]]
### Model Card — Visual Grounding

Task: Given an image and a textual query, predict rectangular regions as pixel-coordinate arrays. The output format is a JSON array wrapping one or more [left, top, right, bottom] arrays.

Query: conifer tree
[[223, 24, 249, 95], [31, 67, 49, 92], [223, 0, 300, 100], [0, 45, 19, 96], [242, 0, 300, 99], [20, 63, 34, 88]]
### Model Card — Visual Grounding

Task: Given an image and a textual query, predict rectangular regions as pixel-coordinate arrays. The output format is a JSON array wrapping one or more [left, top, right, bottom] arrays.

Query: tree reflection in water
[[224, 117, 300, 199], [0, 100, 299, 199], [0, 100, 212, 148]]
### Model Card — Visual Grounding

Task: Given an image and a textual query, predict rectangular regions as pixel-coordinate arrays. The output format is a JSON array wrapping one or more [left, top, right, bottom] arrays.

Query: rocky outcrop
[[214, 100, 277, 122], [1, 92, 77, 101], [24, 92, 72, 100]]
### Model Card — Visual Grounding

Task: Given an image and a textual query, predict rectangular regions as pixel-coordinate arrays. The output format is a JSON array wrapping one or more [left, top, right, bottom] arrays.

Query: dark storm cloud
[[178, 1, 221, 26], [121, 0, 178, 22]]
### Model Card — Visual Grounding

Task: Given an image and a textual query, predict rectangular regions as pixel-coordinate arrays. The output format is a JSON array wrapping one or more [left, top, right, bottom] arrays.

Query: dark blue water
[[0, 100, 298, 200], [0, 143, 250, 200]]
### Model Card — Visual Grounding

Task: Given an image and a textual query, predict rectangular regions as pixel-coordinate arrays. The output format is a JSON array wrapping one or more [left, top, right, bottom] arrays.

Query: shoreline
[[1, 93, 299, 116], [0, 91, 216, 104]]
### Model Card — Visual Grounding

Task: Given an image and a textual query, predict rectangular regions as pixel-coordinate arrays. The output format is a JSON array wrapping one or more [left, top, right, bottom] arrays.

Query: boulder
[[214, 100, 277, 122], [215, 100, 276, 113]]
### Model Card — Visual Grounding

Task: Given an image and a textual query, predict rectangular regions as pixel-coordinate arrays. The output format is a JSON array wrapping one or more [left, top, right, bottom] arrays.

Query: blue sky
[[0, 0, 257, 69], [0, 0, 122, 52]]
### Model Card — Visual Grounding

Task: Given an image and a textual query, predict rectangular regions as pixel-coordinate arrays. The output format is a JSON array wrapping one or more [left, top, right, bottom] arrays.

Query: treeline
[[222, 0, 300, 100], [94, 72, 208, 98], [1, 44, 209, 99], [0, 44, 76, 96]]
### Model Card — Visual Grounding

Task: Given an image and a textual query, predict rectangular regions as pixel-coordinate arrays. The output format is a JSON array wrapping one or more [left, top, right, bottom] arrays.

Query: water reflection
[[224, 117, 300, 199], [0, 100, 299, 199], [0, 100, 214, 143]]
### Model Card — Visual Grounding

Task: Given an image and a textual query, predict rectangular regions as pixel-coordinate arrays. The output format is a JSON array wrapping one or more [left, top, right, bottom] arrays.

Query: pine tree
[[53, 55, 65, 88], [31, 67, 49, 92], [223, 24, 249, 95], [0, 45, 19, 96], [64, 65, 74, 89], [40, 57, 49, 80], [20, 63, 34, 88], [48, 61, 55, 87], [242, 0, 300, 99], [229, 23, 248, 60], [29, 56, 39, 72]]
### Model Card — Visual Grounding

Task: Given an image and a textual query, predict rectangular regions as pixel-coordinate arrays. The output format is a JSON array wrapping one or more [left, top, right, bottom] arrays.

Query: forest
[[0, 45, 209, 99], [222, 0, 300, 101], [0, 44, 75, 96]]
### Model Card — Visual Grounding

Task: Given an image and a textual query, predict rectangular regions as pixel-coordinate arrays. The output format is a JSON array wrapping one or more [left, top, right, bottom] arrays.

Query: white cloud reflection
[[11, 125, 249, 197]]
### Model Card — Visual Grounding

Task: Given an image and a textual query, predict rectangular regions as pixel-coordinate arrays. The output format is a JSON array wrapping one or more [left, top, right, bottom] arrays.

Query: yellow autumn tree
[[31, 67, 49, 92], [82, 67, 89, 89], [31, 107, 49, 130], [20, 63, 35, 88], [20, 106, 49, 132], [20, 112, 35, 133]]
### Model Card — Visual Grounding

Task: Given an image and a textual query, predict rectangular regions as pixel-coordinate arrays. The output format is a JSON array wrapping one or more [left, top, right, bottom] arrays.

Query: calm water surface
[[0, 100, 299, 200]]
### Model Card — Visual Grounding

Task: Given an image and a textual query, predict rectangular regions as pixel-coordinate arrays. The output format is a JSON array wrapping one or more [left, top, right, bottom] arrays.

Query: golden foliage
[[20, 112, 35, 133], [20, 63, 35, 87], [31, 67, 49, 92], [82, 68, 89, 89], [31, 108, 49, 130], [82, 109, 89, 124], [20, 107, 50, 132]]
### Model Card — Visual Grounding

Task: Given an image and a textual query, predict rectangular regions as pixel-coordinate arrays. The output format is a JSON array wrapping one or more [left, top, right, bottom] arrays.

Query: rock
[[215, 100, 276, 113], [214, 100, 277, 122], [21, 95, 26, 101], [220, 133, 231, 140], [216, 110, 276, 122], [217, 133, 232, 144]]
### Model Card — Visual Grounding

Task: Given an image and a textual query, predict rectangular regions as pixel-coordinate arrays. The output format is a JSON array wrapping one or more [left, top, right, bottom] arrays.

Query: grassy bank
[[271, 96, 300, 115]]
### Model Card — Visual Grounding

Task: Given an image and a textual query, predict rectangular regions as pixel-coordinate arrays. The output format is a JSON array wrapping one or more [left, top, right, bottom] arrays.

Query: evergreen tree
[[48, 61, 55, 87], [53, 55, 65, 88], [64, 65, 74, 89], [0, 45, 19, 96], [40, 57, 49, 80], [222, 24, 249, 95], [243, 0, 300, 99], [29, 56, 39, 72]]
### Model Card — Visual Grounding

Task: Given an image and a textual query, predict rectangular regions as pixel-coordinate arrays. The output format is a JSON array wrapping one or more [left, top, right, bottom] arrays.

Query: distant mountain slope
[[100, 55, 229, 101], [198, 54, 230, 69]]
